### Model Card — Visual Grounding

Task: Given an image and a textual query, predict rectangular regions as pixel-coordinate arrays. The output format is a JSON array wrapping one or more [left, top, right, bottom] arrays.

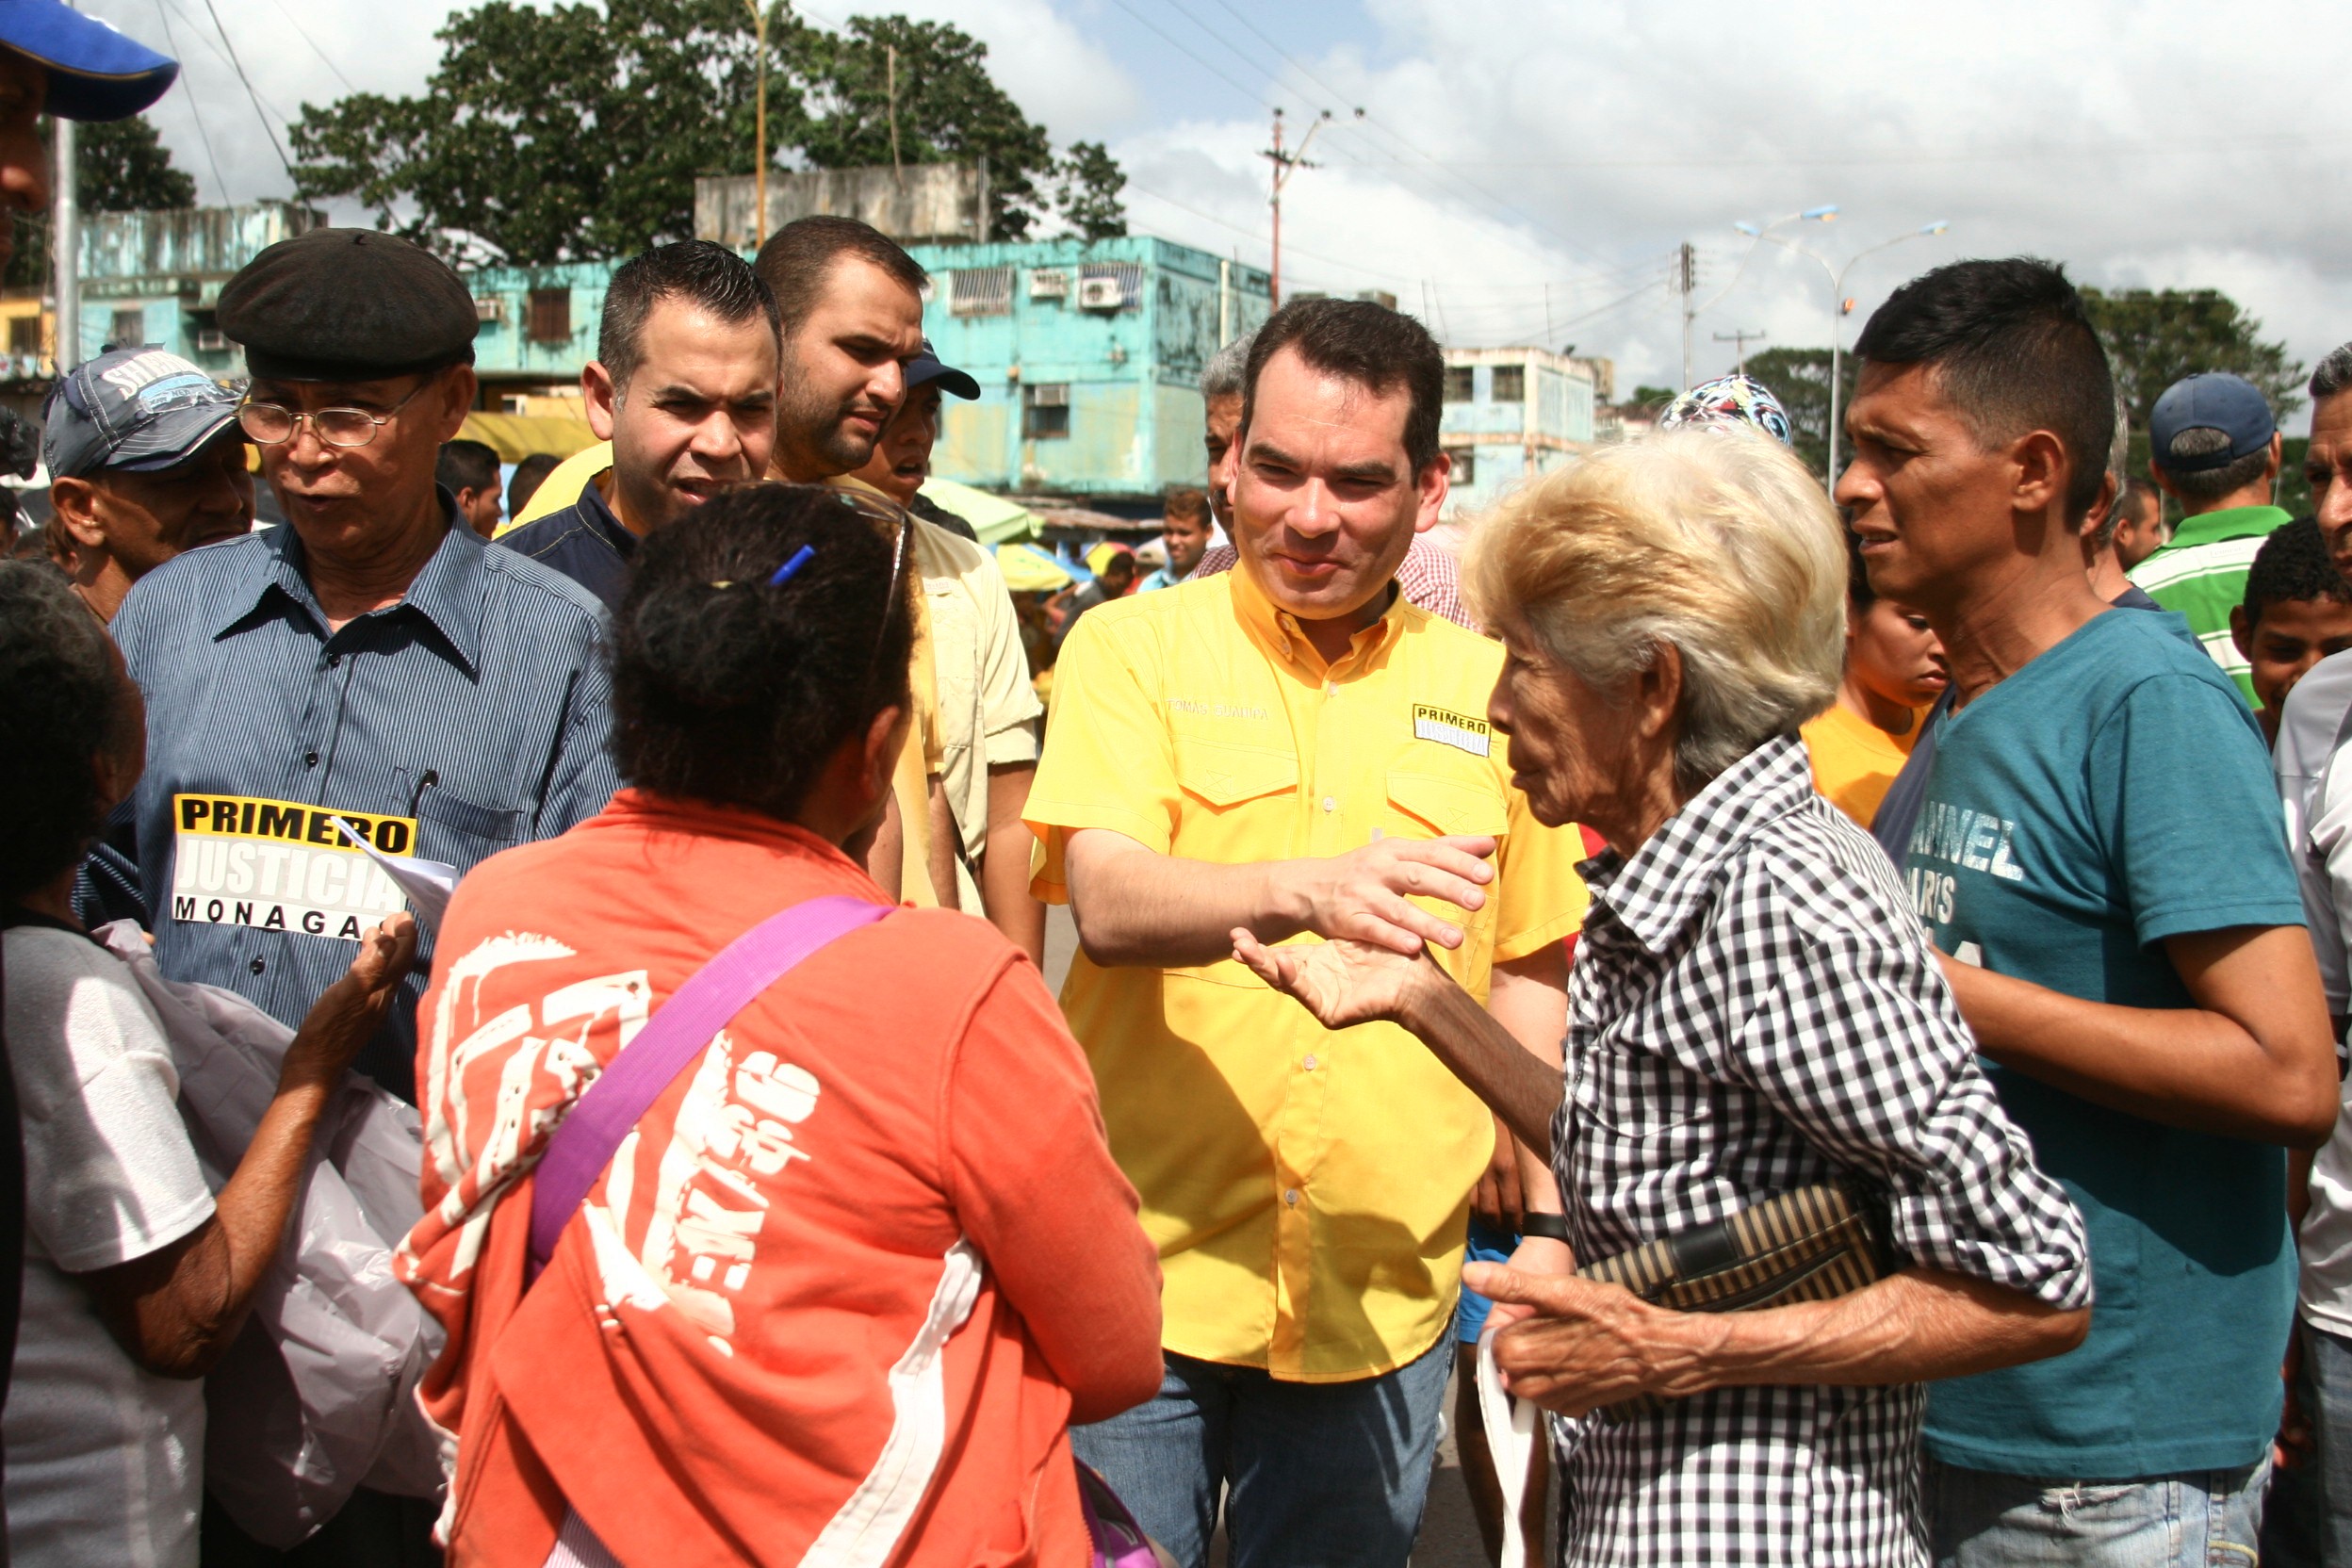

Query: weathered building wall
[[696, 166, 986, 251]]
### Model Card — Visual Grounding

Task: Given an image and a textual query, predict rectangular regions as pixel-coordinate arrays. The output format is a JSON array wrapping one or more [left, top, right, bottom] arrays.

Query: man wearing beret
[[111, 228, 620, 1111]]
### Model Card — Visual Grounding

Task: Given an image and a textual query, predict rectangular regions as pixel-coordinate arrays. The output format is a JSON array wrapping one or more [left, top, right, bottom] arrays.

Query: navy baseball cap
[[904, 340, 979, 400], [41, 345, 240, 479], [2149, 372, 2277, 473], [0, 0, 177, 122]]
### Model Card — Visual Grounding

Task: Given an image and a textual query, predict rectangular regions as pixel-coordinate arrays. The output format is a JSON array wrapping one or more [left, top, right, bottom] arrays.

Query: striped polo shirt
[[111, 510, 620, 1100], [2128, 502, 2293, 706]]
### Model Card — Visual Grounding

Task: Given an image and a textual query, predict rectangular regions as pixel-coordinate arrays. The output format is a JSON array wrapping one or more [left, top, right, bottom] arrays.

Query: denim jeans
[[1925, 1454, 2268, 1567], [2265, 1316, 2352, 1568], [1070, 1336, 1453, 1568]]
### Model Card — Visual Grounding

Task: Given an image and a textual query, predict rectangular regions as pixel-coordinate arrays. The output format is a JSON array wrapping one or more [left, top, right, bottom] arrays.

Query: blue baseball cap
[[0, 0, 177, 122], [2149, 372, 2277, 474], [904, 339, 979, 400], [41, 345, 240, 479]]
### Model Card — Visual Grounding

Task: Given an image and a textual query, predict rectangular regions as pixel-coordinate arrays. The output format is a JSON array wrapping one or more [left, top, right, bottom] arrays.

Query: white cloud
[[74, 0, 2352, 427]]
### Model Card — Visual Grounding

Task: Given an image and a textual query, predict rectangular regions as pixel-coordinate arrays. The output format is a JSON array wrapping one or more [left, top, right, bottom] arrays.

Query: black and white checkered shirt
[[1550, 734, 2089, 1568]]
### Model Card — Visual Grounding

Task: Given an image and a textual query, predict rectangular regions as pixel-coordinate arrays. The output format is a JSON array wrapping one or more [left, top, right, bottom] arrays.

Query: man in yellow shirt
[[1026, 300, 1587, 1565]]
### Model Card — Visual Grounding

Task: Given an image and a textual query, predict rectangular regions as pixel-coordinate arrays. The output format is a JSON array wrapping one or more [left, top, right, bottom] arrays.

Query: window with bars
[[1446, 447, 1476, 485], [1491, 365, 1525, 402], [1443, 366, 1475, 402], [1024, 383, 1070, 439], [949, 267, 1014, 317], [1077, 262, 1143, 310], [527, 288, 572, 344], [108, 308, 145, 348], [8, 316, 41, 356]]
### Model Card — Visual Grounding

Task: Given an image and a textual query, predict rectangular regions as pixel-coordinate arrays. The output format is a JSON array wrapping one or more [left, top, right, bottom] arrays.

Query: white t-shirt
[[3, 924, 215, 1568]]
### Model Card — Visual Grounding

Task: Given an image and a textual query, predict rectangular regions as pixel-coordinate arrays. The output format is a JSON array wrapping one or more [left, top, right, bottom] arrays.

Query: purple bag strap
[[527, 894, 895, 1279]]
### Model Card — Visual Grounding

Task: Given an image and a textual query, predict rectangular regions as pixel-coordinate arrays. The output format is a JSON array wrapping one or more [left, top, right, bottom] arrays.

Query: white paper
[[332, 817, 458, 936]]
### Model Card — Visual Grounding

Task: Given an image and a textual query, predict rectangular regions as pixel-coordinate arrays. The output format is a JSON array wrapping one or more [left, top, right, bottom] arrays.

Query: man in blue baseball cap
[[43, 344, 251, 622], [2129, 370, 2291, 704], [0, 0, 177, 270]]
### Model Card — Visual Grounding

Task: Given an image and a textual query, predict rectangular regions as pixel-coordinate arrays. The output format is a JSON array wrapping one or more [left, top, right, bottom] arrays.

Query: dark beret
[[218, 229, 479, 383]]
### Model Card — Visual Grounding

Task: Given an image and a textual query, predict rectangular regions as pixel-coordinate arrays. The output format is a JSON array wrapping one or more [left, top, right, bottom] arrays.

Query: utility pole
[[52, 115, 74, 371], [1260, 106, 1350, 309], [1712, 327, 1767, 376], [745, 0, 769, 245], [1676, 242, 1696, 389]]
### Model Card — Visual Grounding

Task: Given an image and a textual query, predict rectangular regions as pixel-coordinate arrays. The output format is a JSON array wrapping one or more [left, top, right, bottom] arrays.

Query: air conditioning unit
[[195, 329, 228, 351], [1029, 269, 1070, 300], [1077, 276, 1124, 311], [473, 298, 504, 324]]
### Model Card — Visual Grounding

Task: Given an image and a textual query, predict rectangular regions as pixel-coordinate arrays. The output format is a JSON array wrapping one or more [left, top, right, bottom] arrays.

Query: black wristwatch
[[1520, 1212, 1571, 1243]]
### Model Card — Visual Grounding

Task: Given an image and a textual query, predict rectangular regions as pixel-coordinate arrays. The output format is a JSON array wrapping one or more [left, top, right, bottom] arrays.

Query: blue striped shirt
[[112, 513, 619, 1100]]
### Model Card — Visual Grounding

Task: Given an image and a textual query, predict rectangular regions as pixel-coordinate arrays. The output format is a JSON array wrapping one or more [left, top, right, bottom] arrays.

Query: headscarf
[[1658, 374, 1795, 447]]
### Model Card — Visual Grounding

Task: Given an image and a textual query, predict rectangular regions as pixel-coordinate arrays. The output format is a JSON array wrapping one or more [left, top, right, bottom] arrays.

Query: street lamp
[[1690, 207, 1837, 381], [1753, 220, 1950, 486]]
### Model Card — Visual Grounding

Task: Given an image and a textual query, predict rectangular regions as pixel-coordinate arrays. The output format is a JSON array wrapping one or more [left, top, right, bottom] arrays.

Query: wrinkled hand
[[1289, 835, 1496, 956], [281, 913, 417, 1089], [1466, 1261, 1709, 1416], [1231, 927, 1448, 1032]]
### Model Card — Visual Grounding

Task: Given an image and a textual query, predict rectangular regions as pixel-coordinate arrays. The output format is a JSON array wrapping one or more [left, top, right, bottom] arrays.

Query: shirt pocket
[[1171, 735, 1300, 858], [1385, 764, 1510, 841], [1567, 1037, 1712, 1141], [414, 784, 526, 868]]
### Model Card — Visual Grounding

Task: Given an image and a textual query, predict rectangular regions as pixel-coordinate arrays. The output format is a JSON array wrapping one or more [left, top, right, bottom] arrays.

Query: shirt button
[[304, 751, 319, 769], [1323, 682, 1335, 695], [1302, 1054, 1318, 1071], [326, 653, 341, 670], [1283, 1188, 1300, 1206], [249, 957, 266, 975], [1321, 796, 1336, 813]]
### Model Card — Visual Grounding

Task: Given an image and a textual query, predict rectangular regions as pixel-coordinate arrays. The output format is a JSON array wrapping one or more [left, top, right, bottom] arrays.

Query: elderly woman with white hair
[[1233, 431, 2093, 1566]]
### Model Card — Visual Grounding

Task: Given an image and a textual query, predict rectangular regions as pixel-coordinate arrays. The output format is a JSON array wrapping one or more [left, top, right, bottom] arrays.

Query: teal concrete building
[[909, 236, 1270, 500]]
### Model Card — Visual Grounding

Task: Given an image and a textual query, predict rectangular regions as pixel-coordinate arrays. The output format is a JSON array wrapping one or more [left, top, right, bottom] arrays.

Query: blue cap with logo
[[41, 345, 240, 479], [2149, 372, 2277, 474], [0, 0, 177, 122]]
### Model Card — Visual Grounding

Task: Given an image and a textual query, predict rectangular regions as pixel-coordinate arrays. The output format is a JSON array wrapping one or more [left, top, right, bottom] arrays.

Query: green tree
[[1052, 139, 1125, 240], [6, 114, 200, 286], [286, 3, 1125, 264], [1735, 347, 1857, 479]]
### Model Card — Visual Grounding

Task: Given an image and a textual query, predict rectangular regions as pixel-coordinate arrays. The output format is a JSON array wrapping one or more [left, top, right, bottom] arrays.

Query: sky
[[83, 0, 2349, 427]]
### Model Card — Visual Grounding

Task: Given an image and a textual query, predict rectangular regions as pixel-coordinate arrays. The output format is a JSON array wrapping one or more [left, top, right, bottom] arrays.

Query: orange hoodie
[[400, 791, 1163, 1567]]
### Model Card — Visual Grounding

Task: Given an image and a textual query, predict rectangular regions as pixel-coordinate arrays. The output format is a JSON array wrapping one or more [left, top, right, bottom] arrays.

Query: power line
[[150, 0, 227, 202], [198, 0, 293, 182], [1099, 0, 1269, 112], [261, 0, 354, 93]]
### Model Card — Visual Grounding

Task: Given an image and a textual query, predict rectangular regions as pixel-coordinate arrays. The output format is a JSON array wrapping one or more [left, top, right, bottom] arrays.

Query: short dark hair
[[436, 437, 500, 497], [0, 561, 123, 902], [610, 486, 915, 821], [2244, 516, 2351, 631], [1852, 257, 2115, 524], [751, 217, 927, 340], [1164, 485, 1209, 524], [1240, 297, 1446, 474], [599, 240, 780, 395], [2160, 426, 2273, 506], [507, 451, 561, 516]]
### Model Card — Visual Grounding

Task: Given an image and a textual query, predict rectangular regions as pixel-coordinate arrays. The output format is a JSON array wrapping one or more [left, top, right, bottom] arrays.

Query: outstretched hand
[[1466, 1261, 1701, 1416], [1230, 926, 1448, 1032], [282, 913, 418, 1089]]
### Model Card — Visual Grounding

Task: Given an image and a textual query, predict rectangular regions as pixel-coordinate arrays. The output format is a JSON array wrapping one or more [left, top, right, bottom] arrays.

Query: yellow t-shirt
[[1023, 566, 1591, 1381], [1800, 699, 1922, 829], [498, 440, 611, 533]]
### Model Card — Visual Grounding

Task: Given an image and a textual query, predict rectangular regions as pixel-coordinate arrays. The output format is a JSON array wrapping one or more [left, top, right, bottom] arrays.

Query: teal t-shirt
[[1903, 608, 2306, 1479]]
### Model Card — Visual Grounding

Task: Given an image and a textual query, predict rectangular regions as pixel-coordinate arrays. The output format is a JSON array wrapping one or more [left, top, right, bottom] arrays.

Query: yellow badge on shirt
[[169, 793, 416, 940]]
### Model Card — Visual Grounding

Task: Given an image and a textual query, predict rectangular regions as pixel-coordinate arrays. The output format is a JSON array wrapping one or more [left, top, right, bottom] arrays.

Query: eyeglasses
[[237, 379, 428, 449]]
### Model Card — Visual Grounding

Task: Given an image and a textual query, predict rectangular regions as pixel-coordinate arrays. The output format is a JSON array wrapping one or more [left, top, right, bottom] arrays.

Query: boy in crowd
[[1141, 485, 1212, 590], [1803, 530, 1949, 828], [435, 436, 503, 537], [2232, 516, 2352, 746]]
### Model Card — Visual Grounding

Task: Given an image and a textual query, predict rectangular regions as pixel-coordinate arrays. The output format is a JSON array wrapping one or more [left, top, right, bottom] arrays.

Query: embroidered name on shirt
[[169, 792, 418, 940], [1168, 698, 1269, 720], [1413, 705, 1492, 758]]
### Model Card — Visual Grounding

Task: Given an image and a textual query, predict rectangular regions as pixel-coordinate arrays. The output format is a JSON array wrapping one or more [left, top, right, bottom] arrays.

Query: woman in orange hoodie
[[400, 485, 1164, 1567]]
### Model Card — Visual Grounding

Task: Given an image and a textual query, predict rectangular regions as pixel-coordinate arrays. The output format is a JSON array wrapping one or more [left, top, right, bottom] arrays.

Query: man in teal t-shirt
[[2128, 371, 2291, 705], [1840, 258, 2338, 1568]]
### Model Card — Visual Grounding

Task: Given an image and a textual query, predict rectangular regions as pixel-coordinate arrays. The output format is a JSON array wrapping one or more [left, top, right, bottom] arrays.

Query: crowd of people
[[11, 7, 2352, 1568]]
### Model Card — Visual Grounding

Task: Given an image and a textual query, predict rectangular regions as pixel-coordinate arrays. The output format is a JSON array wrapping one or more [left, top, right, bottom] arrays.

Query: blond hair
[[1462, 430, 1845, 788]]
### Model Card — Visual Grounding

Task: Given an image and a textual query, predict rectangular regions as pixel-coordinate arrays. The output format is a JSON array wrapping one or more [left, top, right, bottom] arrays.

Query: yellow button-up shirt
[[1026, 564, 1589, 1381]]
